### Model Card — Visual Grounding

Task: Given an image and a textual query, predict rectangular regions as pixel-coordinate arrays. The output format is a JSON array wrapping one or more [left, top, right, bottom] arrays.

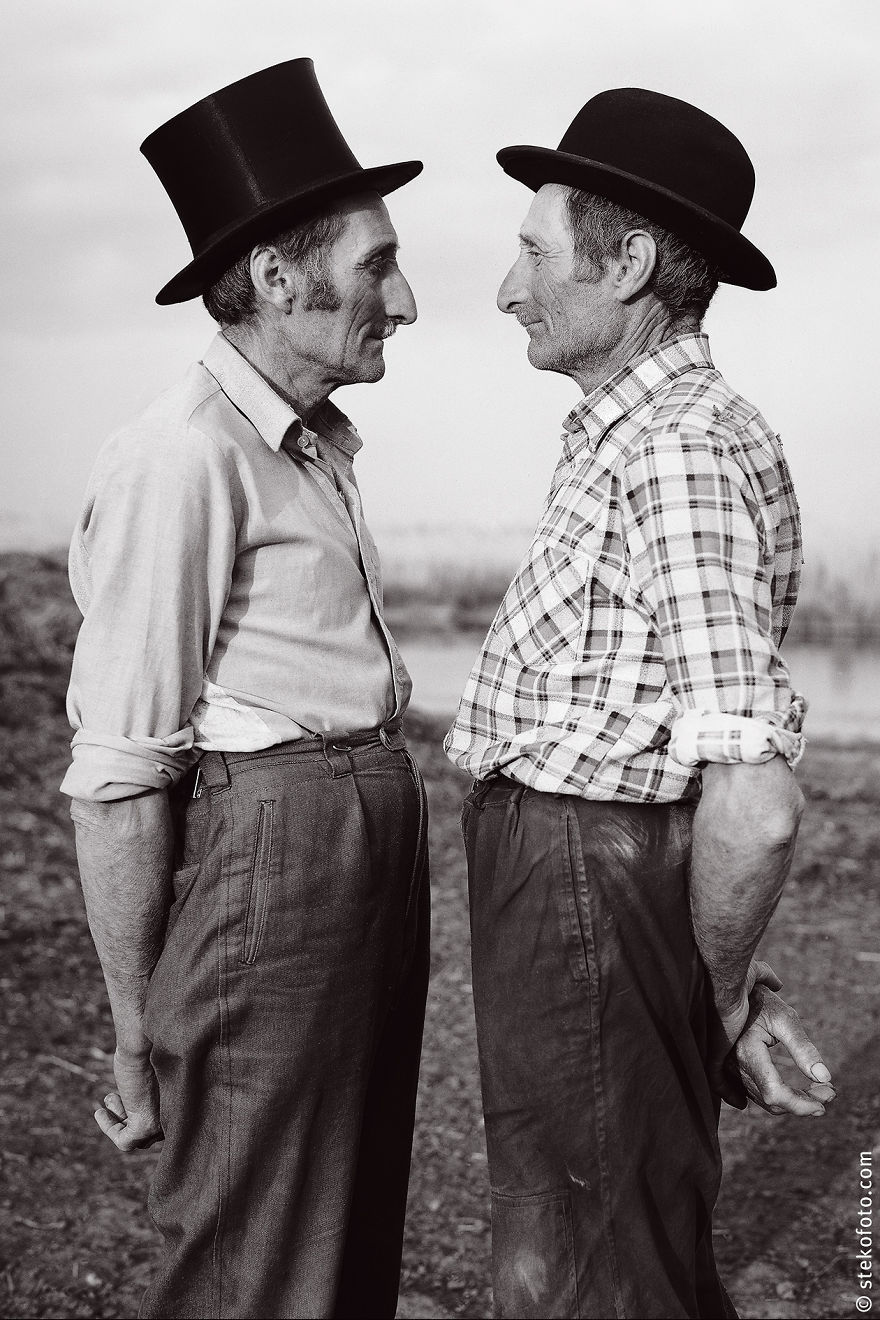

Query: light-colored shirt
[[61, 333, 410, 802], [445, 334, 805, 802]]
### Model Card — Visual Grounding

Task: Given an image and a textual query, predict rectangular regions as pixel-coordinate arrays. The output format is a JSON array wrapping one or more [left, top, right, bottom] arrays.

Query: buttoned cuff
[[59, 728, 198, 802], [668, 693, 807, 770]]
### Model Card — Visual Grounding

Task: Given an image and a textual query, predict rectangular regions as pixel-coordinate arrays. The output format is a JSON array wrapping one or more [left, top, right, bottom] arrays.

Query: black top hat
[[497, 88, 775, 290], [141, 58, 423, 305]]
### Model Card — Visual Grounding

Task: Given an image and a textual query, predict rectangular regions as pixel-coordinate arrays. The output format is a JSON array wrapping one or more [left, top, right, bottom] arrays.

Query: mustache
[[514, 308, 542, 328], [371, 320, 398, 340]]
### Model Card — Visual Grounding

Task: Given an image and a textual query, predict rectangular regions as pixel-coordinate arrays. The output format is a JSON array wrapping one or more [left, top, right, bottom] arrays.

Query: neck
[[223, 319, 332, 421], [570, 303, 698, 397]]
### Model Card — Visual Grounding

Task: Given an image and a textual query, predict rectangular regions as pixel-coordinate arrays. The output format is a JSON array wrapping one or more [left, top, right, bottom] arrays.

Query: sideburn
[[302, 271, 343, 313]]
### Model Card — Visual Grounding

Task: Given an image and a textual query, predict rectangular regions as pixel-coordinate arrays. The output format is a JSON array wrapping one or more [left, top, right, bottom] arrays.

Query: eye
[[366, 254, 398, 275]]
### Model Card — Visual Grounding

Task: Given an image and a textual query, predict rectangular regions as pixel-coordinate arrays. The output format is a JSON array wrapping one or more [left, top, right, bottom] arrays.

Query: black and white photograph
[[1, 2, 878, 1317]]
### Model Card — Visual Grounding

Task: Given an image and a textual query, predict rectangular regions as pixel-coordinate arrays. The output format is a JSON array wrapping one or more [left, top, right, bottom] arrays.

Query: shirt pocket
[[494, 539, 589, 667]]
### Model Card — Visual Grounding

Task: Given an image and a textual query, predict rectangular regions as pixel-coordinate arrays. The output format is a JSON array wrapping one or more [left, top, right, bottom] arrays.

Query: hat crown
[[140, 58, 421, 303], [141, 59, 361, 256], [558, 88, 755, 229], [496, 85, 774, 289]]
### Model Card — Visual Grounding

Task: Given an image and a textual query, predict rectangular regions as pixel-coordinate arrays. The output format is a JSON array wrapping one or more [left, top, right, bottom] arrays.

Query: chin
[[354, 356, 386, 384], [526, 340, 556, 372]]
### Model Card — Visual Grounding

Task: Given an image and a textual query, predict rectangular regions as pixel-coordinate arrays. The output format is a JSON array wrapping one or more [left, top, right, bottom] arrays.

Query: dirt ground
[[1, 553, 879, 1320]]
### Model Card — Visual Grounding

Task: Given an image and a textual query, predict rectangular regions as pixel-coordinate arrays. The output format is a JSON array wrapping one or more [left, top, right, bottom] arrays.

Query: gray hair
[[202, 209, 348, 326], [564, 189, 720, 330]]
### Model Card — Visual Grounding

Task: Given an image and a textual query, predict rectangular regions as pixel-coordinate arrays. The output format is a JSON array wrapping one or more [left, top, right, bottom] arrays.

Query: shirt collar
[[201, 333, 363, 461], [310, 401, 363, 463], [560, 333, 715, 463]]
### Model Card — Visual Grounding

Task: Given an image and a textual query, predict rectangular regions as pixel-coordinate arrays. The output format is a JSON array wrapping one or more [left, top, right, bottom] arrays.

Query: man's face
[[497, 183, 621, 379], [290, 192, 416, 387]]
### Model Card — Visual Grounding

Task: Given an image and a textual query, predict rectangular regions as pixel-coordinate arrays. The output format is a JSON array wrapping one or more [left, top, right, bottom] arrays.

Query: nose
[[386, 266, 417, 325], [497, 254, 527, 314]]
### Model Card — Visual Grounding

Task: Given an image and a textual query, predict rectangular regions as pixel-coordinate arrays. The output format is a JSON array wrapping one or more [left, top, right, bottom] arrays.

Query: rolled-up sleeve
[[619, 430, 805, 768], [61, 423, 238, 801]]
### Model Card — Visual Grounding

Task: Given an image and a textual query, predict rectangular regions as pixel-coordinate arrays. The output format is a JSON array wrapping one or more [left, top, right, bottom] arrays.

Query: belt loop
[[471, 772, 509, 809], [379, 723, 405, 751], [470, 776, 491, 809], [197, 751, 232, 790], [319, 733, 351, 779]]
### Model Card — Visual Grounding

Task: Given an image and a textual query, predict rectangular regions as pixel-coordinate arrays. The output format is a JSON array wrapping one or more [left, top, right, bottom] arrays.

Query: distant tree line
[[383, 556, 880, 642], [1, 551, 877, 658], [789, 553, 880, 642]]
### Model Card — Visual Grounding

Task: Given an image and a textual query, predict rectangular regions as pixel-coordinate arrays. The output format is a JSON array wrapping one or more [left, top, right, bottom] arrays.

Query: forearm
[[70, 790, 174, 1053], [690, 757, 804, 1011]]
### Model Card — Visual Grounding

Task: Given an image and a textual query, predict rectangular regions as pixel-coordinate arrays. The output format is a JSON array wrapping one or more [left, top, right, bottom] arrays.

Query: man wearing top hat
[[61, 60, 428, 1319], [446, 89, 835, 1317]]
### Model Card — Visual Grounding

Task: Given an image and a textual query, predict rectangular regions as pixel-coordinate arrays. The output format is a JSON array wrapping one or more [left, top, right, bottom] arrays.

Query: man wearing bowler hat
[[446, 89, 835, 1317], [61, 59, 428, 1318]]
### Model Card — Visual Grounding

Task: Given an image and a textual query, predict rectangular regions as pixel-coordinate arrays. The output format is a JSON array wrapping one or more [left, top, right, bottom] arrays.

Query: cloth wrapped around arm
[[669, 695, 806, 769]]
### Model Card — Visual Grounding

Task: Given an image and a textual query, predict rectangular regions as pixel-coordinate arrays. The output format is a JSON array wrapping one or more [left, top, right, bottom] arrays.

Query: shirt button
[[298, 436, 309, 450]]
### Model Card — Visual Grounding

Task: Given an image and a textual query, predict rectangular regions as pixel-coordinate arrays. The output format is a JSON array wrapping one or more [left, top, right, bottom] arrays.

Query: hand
[[707, 957, 782, 1092], [718, 983, 836, 1115], [94, 1045, 163, 1152]]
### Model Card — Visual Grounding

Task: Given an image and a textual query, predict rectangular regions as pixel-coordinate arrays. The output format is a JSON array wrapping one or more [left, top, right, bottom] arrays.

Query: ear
[[610, 230, 657, 303], [249, 245, 295, 313]]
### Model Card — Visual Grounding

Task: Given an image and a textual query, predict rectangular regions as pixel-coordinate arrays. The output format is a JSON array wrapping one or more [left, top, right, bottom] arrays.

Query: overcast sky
[[2, 0, 878, 584]]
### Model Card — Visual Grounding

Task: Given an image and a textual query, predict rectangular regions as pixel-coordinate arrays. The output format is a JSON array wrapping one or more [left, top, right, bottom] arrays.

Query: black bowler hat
[[141, 58, 423, 305], [497, 88, 775, 290]]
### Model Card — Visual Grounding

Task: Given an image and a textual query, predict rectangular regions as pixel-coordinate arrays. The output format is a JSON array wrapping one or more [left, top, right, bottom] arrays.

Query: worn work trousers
[[462, 776, 738, 1320], [140, 727, 430, 1320]]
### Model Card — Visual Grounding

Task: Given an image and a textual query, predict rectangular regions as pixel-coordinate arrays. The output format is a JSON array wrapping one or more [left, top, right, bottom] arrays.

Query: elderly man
[[61, 60, 428, 1319], [446, 89, 835, 1318]]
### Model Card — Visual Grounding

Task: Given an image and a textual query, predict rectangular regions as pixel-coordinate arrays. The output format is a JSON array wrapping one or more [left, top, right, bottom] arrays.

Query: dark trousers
[[140, 727, 430, 1319], [462, 777, 737, 1320]]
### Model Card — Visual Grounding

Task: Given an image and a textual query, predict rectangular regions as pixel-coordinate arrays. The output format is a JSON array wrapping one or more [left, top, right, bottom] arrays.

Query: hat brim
[[497, 145, 775, 291], [155, 159, 423, 305]]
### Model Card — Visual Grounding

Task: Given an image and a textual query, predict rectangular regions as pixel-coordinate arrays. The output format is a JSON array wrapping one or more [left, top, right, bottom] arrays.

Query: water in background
[[403, 636, 880, 744]]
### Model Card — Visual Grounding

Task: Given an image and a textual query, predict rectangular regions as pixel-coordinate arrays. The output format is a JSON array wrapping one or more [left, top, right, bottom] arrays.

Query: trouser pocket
[[491, 1188, 578, 1319], [241, 799, 274, 965]]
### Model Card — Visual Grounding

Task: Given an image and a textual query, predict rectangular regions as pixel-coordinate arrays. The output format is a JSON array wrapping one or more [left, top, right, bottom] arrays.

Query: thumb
[[750, 959, 782, 993]]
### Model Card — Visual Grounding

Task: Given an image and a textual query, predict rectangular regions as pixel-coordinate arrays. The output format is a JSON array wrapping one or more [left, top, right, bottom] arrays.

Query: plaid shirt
[[445, 335, 805, 802]]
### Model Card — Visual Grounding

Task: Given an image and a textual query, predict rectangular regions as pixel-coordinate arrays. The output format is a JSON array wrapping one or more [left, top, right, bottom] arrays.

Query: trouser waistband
[[193, 720, 406, 790], [468, 772, 694, 812]]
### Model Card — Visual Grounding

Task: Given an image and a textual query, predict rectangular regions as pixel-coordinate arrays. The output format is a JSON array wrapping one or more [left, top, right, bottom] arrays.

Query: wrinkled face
[[497, 183, 621, 378], [292, 192, 416, 386]]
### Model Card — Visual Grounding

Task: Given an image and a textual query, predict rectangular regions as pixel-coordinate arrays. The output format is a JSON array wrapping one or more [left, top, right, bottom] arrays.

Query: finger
[[751, 959, 782, 992], [806, 1081, 837, 1105], [94, 1104, 163, 1152], [737, 1039, 826, 1116], [762, 1004, 832, 1085], [741, 1066, 826, 1115], [752, 1085, 826, 1117], [95, 1105, 139, 1151], [103, 1091, 128, 1122]]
